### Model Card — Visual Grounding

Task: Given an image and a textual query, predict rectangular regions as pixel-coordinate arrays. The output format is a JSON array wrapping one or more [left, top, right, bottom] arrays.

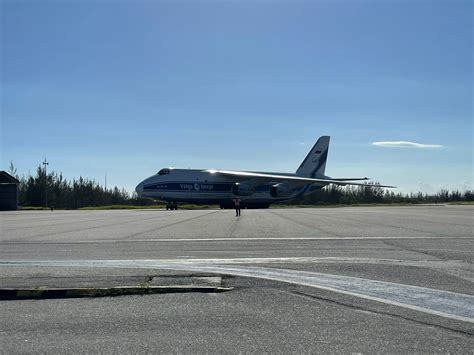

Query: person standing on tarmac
[[233, 198, 241, 217]]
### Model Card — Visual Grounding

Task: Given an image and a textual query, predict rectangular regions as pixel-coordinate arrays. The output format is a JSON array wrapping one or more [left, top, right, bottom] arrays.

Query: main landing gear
[[219, 202, 270, 209], [166, 202, 178, 210]]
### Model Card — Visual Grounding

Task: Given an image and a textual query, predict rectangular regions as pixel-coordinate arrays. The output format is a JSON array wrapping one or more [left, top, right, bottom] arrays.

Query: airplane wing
[[205, 170, 396, 188]]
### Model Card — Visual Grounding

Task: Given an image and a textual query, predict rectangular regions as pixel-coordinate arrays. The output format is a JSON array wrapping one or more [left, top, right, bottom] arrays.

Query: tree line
[[7, 162, 473, 208], [9, 163, 152, 209], [285, 184, 473, 205]]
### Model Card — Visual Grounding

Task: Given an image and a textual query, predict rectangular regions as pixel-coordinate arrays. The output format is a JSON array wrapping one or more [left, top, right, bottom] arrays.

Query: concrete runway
[[1, 205, 473, 353]]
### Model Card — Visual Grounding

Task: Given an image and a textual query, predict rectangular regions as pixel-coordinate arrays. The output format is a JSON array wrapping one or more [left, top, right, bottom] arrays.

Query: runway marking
[[1, 236, 472, 244], [2, 259, 473, 323], [3, 256, 468, 267]]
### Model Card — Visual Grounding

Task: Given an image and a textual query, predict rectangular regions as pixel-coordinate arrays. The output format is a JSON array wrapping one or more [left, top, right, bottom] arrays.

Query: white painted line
[[1, 236, 472, 244], [0, 256, 464, 266], [2, 260, 473, 323], [125, 236, 473, 242]]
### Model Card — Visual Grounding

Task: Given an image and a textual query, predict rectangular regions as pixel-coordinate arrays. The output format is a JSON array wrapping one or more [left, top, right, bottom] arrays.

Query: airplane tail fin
[[296, 136, 330, 177]]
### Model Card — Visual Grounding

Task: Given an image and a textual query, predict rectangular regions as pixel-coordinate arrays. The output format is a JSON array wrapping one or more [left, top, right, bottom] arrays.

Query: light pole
[[42, 158, 49, 207], [104, 173, 107, 205]]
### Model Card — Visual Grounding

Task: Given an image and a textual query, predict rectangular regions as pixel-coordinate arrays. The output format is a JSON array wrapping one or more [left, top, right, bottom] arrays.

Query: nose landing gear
[[166, 202, 178, 210]]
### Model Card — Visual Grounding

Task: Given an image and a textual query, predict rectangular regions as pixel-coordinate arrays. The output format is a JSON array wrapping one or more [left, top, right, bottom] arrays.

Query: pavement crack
[[268, 210, 342, 237], [380, 239, 443, 261], [228, 217, 240, 238], [124, 210, 220, 239], [4, 214, 174, 241], [297, 210, 445, 237], [380, 240, 474, 283], [280, 288, 474, 337]]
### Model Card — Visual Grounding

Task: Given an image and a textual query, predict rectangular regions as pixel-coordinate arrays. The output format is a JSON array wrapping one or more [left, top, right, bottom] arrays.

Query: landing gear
[[166, 202, 178, 210], [219, 202, 234, 209], [243, 202, 270, 209]]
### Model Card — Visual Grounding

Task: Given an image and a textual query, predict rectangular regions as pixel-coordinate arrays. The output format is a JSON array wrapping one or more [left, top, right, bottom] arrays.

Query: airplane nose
[[135, 182, 144, 196]]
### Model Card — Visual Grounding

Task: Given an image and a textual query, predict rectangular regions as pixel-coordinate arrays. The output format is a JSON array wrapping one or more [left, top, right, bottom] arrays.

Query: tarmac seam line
[[0, 285, 233, 300], [283, 289, 474, 337]]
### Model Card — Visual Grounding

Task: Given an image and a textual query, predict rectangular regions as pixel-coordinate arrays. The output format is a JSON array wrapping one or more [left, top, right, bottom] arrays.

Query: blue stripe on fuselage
[[143, 181, 233, 192], [143, 181, 322, 198]]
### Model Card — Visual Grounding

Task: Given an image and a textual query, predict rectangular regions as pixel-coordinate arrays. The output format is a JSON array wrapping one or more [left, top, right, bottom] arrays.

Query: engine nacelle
[[270, 183, 291, 198], [231, 183, 255, 196]]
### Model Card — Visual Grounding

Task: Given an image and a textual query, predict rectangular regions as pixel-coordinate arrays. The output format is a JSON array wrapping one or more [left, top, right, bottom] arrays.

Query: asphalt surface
[[0, 205, 473, 353]]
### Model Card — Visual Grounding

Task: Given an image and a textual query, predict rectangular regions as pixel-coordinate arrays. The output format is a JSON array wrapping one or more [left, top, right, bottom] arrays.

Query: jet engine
[[231, 183, 255, 196], [270, 183, 291, 198]]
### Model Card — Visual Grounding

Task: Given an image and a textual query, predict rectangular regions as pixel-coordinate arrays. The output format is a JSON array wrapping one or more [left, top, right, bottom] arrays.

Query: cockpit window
[[157, 168, 170, 175]]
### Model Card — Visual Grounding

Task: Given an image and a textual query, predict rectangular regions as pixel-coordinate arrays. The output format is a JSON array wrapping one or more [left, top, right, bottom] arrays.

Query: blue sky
[[1, 0, 472, 194]]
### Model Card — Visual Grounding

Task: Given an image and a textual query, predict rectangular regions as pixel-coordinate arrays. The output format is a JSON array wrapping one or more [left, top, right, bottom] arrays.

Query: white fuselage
[[135, 168, 325, 206], [134, 136, 391, 207]]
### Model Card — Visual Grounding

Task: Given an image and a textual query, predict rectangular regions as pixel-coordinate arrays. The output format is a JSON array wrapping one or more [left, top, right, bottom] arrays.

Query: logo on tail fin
[[296, 135, 330, 178]]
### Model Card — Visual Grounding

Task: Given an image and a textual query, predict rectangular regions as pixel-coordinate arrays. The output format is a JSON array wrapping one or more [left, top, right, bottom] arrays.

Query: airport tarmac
[[0, 205, 473, 353]]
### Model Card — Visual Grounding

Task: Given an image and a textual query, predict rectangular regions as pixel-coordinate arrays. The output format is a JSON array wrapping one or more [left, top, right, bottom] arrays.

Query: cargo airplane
[[135, 136, 395, 209]]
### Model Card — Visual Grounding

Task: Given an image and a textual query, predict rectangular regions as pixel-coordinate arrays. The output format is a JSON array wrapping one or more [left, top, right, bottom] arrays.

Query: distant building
[[0, 171, 19, 210]]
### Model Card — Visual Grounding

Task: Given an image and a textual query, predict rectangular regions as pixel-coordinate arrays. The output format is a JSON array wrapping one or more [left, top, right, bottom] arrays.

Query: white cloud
[[372, 141, 443, 149]]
